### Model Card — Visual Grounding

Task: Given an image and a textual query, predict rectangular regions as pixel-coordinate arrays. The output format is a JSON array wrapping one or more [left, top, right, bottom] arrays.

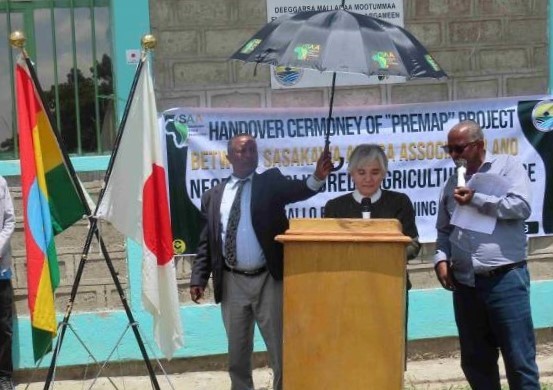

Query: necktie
[[361, 197, 372, 219], [361, 197, 372, 213], [225, 179, 248, 266]]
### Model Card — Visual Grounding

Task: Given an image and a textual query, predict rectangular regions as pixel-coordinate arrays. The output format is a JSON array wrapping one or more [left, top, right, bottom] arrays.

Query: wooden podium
[[275, 218, 411, 389]]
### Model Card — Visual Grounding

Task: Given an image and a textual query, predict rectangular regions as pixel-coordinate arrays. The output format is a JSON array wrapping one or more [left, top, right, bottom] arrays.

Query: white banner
[[162, 96, 553, 247]]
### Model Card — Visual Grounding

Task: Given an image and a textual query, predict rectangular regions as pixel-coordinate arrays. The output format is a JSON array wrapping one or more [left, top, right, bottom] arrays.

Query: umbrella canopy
[[231, 9, 447, 80], [230, 9, 447, 170]]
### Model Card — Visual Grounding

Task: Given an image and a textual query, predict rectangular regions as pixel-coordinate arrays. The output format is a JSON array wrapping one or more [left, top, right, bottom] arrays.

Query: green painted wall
[[8, 282, 553, 368]]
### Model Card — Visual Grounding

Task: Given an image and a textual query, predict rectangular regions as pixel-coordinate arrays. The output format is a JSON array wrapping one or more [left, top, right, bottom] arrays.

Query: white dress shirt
[[220, 172, 325, 271]]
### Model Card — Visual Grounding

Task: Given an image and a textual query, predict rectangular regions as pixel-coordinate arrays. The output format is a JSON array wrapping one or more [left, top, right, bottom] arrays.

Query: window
[[0, 0, 114, 159]]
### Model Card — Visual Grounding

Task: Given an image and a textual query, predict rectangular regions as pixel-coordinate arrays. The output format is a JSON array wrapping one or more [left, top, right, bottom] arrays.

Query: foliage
[[43, 53, 115, 153]]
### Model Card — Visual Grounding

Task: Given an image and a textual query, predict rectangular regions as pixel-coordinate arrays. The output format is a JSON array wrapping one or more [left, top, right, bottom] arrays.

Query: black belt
[[224, 264, 267, 276], [476, 261, 526, 278]]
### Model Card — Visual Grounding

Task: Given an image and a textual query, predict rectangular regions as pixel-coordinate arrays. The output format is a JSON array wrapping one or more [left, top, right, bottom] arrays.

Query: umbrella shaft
[[326, 72, 338, 145]]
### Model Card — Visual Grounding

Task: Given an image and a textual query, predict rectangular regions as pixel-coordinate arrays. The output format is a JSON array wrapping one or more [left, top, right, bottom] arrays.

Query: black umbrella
[[230, 7, 448, 168]]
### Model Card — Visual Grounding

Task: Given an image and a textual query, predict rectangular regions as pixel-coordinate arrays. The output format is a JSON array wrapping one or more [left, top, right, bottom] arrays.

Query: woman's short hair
[[347, 144, 388, 174]]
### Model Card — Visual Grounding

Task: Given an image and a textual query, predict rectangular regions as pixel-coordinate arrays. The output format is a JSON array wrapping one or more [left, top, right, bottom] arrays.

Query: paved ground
[[15, 345, 553, 389]]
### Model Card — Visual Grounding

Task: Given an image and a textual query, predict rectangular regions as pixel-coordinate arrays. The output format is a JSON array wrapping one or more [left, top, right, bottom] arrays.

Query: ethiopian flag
[[16, 57, 87, 361]]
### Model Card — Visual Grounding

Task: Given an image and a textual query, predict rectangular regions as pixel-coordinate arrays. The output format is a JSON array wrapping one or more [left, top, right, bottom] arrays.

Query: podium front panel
[[278, 219, 407, 390]]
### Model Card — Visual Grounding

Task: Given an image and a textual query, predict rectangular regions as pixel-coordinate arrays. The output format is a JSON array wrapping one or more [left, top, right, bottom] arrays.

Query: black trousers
[[0, 280, 13, 377]]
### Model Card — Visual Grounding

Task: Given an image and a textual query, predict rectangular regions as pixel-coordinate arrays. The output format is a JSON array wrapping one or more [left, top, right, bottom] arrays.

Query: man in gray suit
[[190, 133, 332, 390]]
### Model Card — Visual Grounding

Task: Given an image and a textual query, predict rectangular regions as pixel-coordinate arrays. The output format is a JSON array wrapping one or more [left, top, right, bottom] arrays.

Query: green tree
[[44, 53, 115, 153]]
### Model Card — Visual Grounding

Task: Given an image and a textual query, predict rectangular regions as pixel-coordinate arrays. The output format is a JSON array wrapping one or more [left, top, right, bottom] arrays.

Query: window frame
[[1, 0, 113, 159]]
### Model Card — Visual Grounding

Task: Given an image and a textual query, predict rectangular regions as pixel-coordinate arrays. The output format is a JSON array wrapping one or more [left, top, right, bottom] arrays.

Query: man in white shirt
[[190, 133, 332, 390]]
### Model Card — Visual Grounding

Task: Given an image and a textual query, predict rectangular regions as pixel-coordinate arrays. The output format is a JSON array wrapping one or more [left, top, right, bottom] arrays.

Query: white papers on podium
[[450, 173, 510, 234]]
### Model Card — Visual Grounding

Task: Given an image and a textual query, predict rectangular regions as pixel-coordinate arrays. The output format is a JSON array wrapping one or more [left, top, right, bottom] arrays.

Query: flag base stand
[[10, 40, 159, 390], [31, 322, 121, 389], [42, 222, 164, 390], [13, 42, 175, 390], [22, 322, 121, 389]]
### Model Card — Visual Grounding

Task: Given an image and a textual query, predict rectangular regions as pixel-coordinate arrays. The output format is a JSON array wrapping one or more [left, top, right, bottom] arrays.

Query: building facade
[[0, 0, 552, 371]]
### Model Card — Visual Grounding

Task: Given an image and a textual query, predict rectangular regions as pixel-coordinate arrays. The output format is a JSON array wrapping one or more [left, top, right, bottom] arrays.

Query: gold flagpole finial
[[141, 34, 156, 51], [9, 30, 26, 49]]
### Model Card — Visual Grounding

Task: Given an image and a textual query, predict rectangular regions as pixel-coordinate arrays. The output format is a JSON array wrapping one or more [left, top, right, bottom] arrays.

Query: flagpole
[[23, 54, 95, 215], [10, 31, 161, 390], [47, 38, 160, 390]]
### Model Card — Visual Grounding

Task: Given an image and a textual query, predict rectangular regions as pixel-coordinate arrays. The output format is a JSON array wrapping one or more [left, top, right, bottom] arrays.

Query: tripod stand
[[43, 218, 162, 390], [14, 54, 163, 390], [11, 32, 171, 389]]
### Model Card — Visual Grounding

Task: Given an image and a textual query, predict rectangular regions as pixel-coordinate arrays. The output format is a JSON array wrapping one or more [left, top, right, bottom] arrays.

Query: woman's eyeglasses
[[441, 141, 479, 154]]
